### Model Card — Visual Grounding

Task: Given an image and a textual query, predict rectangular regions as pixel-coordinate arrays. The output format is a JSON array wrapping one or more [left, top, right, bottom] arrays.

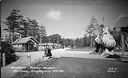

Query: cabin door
[[29, 44, 33, 50], [26, 44, 33, 51]]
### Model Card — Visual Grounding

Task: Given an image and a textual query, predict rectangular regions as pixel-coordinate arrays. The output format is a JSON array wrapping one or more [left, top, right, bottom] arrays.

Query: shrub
[[1, 41, 19, 66]]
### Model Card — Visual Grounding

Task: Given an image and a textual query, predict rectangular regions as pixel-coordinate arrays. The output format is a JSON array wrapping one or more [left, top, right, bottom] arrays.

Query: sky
[[1, 0, 128, 39]]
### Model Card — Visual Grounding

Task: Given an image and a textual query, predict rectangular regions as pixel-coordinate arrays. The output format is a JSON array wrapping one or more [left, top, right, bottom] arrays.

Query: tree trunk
[[12, 31, 15, 42], [40, 36, 42, 43], [9, 31, 13, 44], [9, 31, 11, 44]]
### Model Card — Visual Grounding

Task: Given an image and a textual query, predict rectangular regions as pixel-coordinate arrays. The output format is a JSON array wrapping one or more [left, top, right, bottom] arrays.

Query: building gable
[[12, 36, 39, 45]]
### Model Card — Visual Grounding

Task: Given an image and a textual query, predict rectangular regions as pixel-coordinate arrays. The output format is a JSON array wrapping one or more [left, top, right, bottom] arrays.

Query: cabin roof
[[12, 36, 39, 44], [115, 16, 128, 28]]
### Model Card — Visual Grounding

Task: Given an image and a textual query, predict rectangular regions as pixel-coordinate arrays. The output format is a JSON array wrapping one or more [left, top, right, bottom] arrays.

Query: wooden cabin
[[114, 16, 128, 52], [12, 36, 39, 52]]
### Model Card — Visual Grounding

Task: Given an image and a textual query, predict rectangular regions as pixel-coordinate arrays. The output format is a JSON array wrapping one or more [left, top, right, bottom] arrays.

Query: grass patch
[[13, 57, 58, 78]]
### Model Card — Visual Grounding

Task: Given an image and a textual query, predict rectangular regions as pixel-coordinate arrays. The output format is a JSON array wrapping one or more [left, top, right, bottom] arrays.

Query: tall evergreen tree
[[39, 25, 46, 43], [27, 18, 40, 40], [85, 16, 99, 47], [3, 9, 23, 43]]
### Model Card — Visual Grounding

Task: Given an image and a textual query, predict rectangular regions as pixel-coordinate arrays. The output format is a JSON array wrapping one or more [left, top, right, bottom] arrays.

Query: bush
[[1, 41, 19, 66]]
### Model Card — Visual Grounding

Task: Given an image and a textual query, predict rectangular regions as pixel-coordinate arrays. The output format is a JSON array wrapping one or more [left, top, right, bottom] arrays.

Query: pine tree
[[3, 9, 23, 43], [85, 16, 99, 47]]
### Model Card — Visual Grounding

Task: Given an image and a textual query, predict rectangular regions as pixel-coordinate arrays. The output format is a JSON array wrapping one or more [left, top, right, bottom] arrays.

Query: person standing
[[44, 46, 48, 57], [47, 47, 52, 58]]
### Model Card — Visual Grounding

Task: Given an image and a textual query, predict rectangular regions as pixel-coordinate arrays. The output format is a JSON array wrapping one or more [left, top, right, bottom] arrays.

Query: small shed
[[114, 16, 128, 52], [12, 36, 39, 52]]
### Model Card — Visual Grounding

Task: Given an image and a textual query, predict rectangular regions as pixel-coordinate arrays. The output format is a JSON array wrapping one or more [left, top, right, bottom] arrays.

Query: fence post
[[27, 53, 31, 66], [2, 53, 6, 66]]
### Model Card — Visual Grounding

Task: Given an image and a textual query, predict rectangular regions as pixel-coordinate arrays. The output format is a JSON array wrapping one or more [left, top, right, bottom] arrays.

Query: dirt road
[[14, 57, 128, 78], [1, 48, 126, 78]]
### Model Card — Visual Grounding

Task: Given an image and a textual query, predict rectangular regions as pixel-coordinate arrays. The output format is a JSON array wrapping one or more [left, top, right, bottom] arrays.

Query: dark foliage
[[1, 41, 19, 66]]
